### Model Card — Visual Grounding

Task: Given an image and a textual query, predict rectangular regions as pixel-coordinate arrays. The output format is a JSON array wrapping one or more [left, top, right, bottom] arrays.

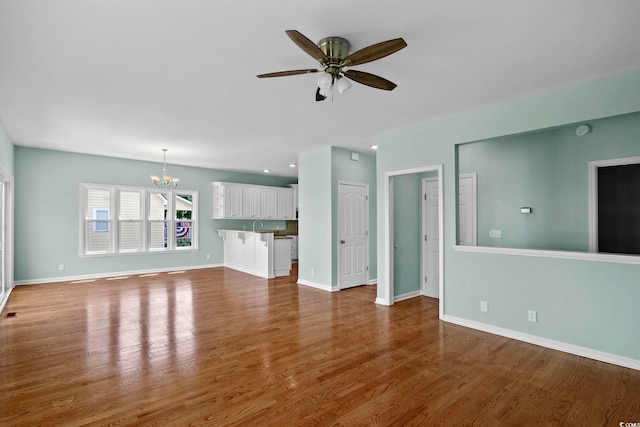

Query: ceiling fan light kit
[[257, 30, 406, 102]]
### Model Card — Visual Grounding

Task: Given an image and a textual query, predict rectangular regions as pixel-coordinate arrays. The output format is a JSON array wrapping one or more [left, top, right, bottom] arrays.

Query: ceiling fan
[[257, 30, 407, 102]]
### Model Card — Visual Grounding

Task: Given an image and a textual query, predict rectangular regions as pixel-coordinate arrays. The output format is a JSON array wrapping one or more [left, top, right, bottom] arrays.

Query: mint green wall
[[376, 68, 640, 360], [14, 147, 295, 282], [459, 112, 640, 250], [298, 147, 332, 286], [331, 147, 376, 286], [392, 174, 421, 296], [298, 146, 377, 289], [0, 117, 14, 175], [392, 172, 437, 296]]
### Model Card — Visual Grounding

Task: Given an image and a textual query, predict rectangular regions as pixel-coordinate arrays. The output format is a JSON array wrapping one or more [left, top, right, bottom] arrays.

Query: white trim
[[14, 263, 223, 286], [588, 156, 640, 253], [394, 290, 421, 302], [79, 247, 199, 258], [0, 287, 12, 313], [80, 183, 199, 256], [443, 315, 640, 371], [381, 165, 444, 320], [379, 174, 393, 306], [375, 297, 391, 306], [453, 244, 640, 265], [297, 279, 337, 292], [367, 279, 377, 285], [0, 164, 14, 302], [337, 180, 370, 290], [224, 261, 272, 279]]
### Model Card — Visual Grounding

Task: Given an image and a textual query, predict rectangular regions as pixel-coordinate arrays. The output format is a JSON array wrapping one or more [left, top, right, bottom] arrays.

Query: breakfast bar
[[216, 229, 292, 278]]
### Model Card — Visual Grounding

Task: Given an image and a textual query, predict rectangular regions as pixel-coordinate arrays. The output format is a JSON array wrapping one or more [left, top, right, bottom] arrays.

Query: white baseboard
[[367, 279, 377, 285], [0, 287, 13, 313], [297, 279, 336, 292], [394, 290, 421, 302], [224, 262, 273, 279], [375, 297, 391, 306], [14, 263, 224, 286], [443, 315, 640, 371]]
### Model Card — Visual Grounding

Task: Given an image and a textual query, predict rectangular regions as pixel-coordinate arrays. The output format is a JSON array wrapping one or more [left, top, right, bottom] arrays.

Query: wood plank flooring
[[1, 266, 639, 426]]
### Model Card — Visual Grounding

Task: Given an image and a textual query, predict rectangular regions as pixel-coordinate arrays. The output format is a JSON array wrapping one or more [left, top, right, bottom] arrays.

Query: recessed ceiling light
[[263, 169, 270, 173], [289, 163, 297, 168], [370, 144, 378, 150]]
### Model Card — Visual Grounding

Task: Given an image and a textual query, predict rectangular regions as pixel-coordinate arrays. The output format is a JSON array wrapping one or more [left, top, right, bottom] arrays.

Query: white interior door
[[338, 182, 368, 289], [422, 178, 439, 298]]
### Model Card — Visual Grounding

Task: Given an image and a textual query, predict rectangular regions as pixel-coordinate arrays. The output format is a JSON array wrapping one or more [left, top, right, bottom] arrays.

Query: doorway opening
[[589, 156, 640, 255], [382, 165, 443, 319]]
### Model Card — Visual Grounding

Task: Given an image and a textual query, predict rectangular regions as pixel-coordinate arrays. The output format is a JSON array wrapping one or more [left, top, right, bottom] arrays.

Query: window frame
[[80, 183, 198, 257]]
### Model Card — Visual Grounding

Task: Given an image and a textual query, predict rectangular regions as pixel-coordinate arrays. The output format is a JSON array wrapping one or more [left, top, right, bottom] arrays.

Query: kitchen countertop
[[219, 229, 297, 236], [253, 230, 297, 236]]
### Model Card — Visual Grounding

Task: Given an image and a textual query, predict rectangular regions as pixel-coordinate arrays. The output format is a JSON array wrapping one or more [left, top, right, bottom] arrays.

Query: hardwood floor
[[1, 266, 639, 426]]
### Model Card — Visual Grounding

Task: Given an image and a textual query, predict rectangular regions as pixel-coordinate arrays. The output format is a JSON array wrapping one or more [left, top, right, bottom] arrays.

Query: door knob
[[340, 240, 346, 244]]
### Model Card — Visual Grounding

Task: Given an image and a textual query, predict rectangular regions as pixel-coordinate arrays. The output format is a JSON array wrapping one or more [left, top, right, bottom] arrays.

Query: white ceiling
[[1, 1, 639, 178]]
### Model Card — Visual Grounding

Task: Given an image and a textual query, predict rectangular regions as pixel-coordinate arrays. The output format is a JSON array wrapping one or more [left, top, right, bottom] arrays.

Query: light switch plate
[[489, 229, 502, 238]]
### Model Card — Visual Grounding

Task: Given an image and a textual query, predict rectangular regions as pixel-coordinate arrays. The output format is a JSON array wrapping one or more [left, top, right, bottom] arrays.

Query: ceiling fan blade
[[286, 30, 328, 64], [343, 69, 397, 91], [257, 69, 320, 78], [343, 38, 407, 66], [315, 87, 327, 102]]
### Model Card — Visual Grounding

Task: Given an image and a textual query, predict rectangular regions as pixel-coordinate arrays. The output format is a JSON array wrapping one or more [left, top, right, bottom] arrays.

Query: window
[[80, 184, 198, 256], [176, 194, 193, 248]]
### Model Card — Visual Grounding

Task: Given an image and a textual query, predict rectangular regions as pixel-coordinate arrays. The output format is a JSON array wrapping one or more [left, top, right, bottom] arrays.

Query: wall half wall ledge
[[453, 245, 640, 266]]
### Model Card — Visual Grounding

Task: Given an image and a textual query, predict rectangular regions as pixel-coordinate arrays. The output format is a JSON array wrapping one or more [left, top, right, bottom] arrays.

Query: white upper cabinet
[[277, 188, 294, 220], [213, 182, 243, 218], [213, 182, 296, 220], [243, 187, 262, 219], [260, 188, 278, 219]]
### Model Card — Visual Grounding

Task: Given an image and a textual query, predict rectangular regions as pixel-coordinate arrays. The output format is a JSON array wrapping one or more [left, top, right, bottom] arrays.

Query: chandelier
[[150, 149, 179, 188]]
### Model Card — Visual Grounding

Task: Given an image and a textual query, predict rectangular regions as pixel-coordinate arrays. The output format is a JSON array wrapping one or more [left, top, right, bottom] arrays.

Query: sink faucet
[[252, 220, 264, 233]]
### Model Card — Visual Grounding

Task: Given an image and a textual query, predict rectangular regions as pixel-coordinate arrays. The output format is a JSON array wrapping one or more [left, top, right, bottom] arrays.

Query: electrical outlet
[[311, 268, 315, 276], [206, 254, 211, 260], [59, 264, 65, 271], [480, 301, 488, 312], [528, 310, 537, 322], [489, 229, 502, 238]]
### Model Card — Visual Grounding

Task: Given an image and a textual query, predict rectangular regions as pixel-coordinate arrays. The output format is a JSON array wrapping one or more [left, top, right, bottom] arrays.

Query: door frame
[[0, 162, 14, 313], [382, 165, 444, 319], [337, 180, 369, 289], [588, 156, 640, 252]]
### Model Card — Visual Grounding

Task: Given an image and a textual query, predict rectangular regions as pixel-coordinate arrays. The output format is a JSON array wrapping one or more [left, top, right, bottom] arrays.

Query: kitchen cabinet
[[260, 188, 278, 219], [289, 184, 298, 209], [243, 187, 261, 218], [289, 235, 298, 261], [213, 182, 244, 218], [213, 182, 296, 220], [217, 230, 291, 278], [273, 238, 292, 277], [276, 189, 294, 219]]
